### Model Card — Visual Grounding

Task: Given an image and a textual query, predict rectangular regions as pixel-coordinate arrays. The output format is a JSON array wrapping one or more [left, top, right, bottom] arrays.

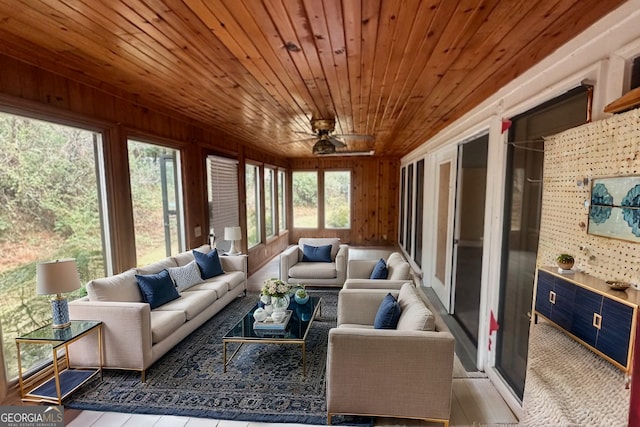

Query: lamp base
[[51, 294, 70, 329], [228, 240, 240, 255]]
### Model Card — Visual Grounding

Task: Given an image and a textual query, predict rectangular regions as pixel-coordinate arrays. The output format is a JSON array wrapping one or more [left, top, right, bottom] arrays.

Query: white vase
[[271, 295, 290, 312], [264, 304, 274, 315], [272, 310, 286, 323], [253, 307, 267, 322]]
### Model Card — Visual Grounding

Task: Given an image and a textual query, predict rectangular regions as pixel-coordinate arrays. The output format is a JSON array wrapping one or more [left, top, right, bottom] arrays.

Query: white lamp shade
[[224, 226, 242, 241], [36, 259, 81, 295]]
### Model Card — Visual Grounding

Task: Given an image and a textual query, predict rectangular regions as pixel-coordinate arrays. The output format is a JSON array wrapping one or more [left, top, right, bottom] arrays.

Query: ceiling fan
[[292, 118, 374, 156]]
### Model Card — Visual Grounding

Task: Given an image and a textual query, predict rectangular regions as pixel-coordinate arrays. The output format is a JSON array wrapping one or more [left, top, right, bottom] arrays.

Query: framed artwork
[[588, 176, 640, 243]]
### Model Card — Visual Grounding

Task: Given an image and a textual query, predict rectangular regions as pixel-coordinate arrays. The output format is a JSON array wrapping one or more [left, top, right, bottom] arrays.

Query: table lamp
[[224, 226, 242, 255], [36, 259, 81, 329]]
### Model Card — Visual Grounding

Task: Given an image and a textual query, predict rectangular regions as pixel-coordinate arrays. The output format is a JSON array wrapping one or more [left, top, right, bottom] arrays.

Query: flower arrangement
[[261, 278, 291, 298]]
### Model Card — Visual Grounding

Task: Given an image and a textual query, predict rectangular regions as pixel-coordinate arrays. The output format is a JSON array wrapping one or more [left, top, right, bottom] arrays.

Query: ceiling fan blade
[[294, 130, 316, 136], [328, 136, 347, 148], [320, 149, 376, 157], [281, 137, 317, 145], [333, 134, 374, 142]]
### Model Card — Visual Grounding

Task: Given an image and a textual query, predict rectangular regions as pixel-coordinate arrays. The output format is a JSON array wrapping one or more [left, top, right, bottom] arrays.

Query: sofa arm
[[327, 327, 454, 421], [347, 259, 377, 279], [343, 279, 412, 290], [279, 245, 300, 281], [68, 299, 152, 371], [220, 254, 246, 273], [335, 244, 349, 285], [337, 288, 399, 326]]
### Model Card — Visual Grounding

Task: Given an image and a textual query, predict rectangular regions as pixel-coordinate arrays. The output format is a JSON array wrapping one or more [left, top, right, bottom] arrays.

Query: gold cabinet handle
[[593, 312, 602, 330], [549, 291, 556, 304]]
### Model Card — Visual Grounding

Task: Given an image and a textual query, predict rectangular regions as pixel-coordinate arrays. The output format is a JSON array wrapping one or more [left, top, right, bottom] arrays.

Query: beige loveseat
[[68, 244, 246, 381], [326, 283, 455, 426], [279, 237, 348, 287], [343, 251, 412, 289]]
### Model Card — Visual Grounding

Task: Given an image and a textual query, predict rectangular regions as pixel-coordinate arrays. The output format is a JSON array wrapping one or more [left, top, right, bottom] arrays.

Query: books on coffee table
[[253, 310, 293, 331]]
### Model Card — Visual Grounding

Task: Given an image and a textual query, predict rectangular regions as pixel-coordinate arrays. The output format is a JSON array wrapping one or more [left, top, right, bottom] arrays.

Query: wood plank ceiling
[[0, 0, 626, 158]]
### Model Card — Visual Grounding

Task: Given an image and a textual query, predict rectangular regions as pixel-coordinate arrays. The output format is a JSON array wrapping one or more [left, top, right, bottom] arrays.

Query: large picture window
[[128, 140, 184, 266], [0, 112, 109, 381], [278, 169, 286, 232], [324, 171, 351, 229], [292, 171, 318, 228], [245, 163, 261, 247], [264, 167, 276, 238]]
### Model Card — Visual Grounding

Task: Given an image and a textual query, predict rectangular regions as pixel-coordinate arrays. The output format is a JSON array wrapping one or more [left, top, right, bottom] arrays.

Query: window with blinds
[[206, 155, 239, 253]]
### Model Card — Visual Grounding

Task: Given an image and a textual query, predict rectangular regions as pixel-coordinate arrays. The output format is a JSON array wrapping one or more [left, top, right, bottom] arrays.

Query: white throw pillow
[[167, 261, 203, 292]]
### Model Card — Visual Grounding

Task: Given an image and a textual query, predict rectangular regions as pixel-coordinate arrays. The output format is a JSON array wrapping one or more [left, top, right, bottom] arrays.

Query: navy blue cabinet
[[534, 268, 637, 372]]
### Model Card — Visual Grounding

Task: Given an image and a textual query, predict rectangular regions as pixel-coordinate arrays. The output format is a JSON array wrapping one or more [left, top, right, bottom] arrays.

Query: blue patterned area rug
[[66, 290, 369, 425]]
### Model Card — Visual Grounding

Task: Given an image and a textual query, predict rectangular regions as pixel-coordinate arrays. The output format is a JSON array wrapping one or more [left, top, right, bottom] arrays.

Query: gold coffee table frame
[[223, 297, 322, 376]]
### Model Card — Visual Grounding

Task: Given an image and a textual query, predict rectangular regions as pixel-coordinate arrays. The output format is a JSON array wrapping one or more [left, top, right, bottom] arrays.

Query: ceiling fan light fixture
[[312, 138, 336, 155]]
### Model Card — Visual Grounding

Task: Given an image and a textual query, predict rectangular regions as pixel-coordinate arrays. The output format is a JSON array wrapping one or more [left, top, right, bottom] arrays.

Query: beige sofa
[[279, 237, 348, 287], [344, 251, 412, 289], [68, 244, 246, 381], [326, 283, 455, 426]]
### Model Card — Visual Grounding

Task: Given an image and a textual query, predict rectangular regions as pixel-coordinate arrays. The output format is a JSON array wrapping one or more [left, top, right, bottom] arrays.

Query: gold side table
[[16, 320, 103, 404]]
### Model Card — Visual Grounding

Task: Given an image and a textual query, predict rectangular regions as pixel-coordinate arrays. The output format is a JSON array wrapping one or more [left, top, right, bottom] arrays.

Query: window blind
[[207, 155, 239, 252]]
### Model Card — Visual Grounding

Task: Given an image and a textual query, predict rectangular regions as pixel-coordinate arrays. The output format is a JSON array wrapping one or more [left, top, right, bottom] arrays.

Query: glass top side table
[[16, 320, 103, 404]]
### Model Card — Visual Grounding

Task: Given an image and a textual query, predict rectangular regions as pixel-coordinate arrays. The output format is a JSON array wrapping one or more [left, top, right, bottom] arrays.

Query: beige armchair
[[279, 237, 348, 287], [326, 284, 455, 426], [344, 252, 413, 289]]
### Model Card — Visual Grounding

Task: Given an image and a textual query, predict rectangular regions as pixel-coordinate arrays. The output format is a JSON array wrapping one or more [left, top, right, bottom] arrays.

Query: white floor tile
[[65, 410, 104, 426], [90, 412, 134, 426], [185, 417, 221, 426], [122, 413, 162, 426], [153, 415, 191, 427], [217, 420, 250, 427]]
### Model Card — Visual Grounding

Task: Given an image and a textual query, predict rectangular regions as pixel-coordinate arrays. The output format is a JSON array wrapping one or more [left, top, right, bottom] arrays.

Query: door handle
[[549, 291, 556, 304], [593, 313, 602, 330]]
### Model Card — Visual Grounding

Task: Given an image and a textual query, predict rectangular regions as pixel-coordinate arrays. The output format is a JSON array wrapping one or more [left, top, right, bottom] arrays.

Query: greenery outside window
[[278, 169, 286, 232], [265, 167, 275, 238], [324, 171, 351, 229], [292, 171, 318, 228], [245, 163, 261, 247], [0, 112, 108, 381], [128, 140, 185, 266]]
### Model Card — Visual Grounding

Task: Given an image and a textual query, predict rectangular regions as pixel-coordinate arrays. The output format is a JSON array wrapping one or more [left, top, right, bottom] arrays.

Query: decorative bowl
[[605, 280, 631, 291], [253, 307, 268, 322]]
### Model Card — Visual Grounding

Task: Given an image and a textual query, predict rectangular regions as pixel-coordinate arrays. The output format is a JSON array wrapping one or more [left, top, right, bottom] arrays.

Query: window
[[324, 171, 351, 229], [0, 112, 109, 381], [292, 171, 318, 228], [278, 169, 286, 232], [128, 140, 184, 266], [264, 167, 276, 238], [414, 160, 425, 266], [206, 155, 239, 252], [245, 163, 261, 247], [399, 167, 406, 246], [631, 56, 640, 90], [406, 164, 414, 254]]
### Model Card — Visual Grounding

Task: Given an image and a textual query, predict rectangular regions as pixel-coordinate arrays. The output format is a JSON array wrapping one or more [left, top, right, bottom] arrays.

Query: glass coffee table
[[223, 296, 322, 376]]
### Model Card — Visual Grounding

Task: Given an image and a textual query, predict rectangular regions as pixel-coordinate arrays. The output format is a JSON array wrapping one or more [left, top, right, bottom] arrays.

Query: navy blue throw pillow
[[370, 258, 388, 279], [193, 249, 224, 279], [374, 293, 401, 329], [135, 269, 180, 309], [302, 244, 332, 263]]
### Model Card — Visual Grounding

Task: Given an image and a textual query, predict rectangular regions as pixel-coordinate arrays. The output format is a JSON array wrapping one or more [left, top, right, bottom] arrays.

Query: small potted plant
[[556, 254, 575, 270], [294, 287, 309, 304]]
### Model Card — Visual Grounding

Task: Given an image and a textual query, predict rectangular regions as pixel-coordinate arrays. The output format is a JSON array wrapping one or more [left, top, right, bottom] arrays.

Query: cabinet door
[[551, 278, 575, 330], [597, 298, 634, 367], [535, 270, 554, 319], [571, 286, 601, 346]]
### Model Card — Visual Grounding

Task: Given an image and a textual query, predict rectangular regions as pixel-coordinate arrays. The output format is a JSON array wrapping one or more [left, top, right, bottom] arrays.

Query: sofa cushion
[[154, 289, 218, 320], [187, 279, 229, 299], [135, 269, 181, 309], [387, 252, 410, 280], [150, 310, 186, 344], [397, 283, 435, 331], [298, 238, 340, 261], [193, 249, 224, 279], [369, 258, 389, 279], [136, 258, 178, 276], [223, 271, 246, 290], [86, 269, 142, 302], [374, 293, 401, 329], [302, 244, 332, 263], [167, 261, 203, 292], [289, 262, 337, 279], [172, 244, 211, 267]]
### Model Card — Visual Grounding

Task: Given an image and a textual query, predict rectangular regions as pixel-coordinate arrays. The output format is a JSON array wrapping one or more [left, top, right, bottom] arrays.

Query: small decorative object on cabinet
[[294, 288, 309, 304], [556, 254, 575, 271], [534, 267, 638, 376]]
